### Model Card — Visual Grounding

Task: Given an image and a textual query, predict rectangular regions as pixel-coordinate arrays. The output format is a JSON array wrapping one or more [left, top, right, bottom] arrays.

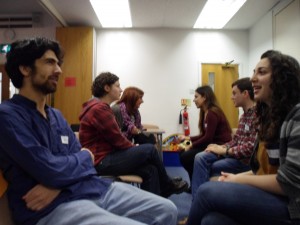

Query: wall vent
[[0, 14, 41, 28]]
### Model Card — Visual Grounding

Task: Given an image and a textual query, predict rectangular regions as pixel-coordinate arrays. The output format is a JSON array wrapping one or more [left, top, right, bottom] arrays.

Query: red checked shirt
[[79, 98, 133, 165], [225, 106, 257, 165]]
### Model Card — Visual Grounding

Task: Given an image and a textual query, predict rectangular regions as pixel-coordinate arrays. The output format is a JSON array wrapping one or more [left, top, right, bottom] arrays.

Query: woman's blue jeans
[[192, 152, 250, 198], [187, 181, 295, 225]]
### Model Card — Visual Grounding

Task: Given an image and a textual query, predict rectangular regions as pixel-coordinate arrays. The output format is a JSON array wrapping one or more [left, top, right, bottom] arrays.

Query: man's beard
[[31, 74, 58, 95]]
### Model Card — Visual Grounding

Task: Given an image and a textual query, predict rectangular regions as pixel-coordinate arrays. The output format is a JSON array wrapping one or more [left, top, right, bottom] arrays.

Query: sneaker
[[161, 179, 189, 198]]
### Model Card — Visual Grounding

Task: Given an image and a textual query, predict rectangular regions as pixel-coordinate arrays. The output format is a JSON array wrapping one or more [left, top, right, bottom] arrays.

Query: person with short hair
[[0, 37, 178, 225]]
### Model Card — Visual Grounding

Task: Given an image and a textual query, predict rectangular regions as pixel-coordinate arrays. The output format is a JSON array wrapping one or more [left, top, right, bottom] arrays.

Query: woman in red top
[[180, 85, 232, 188]]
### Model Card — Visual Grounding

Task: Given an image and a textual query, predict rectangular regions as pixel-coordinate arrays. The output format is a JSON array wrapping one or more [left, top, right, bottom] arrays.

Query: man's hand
[[22, 184, 60, 211], [205, 144, 226, 155], [81, 148, 94, 163]]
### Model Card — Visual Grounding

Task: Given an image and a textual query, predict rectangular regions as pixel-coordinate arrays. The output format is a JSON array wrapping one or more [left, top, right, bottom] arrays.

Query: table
[[144, 128, 165, 159]]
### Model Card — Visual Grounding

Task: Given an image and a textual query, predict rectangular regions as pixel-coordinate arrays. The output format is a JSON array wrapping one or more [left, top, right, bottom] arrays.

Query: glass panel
[[208, 72, 215, 91]]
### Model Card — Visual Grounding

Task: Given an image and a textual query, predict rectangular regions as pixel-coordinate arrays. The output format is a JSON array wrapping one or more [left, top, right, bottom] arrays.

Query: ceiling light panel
[[194, 0, 247, 29], [90, 0, 132, 28]]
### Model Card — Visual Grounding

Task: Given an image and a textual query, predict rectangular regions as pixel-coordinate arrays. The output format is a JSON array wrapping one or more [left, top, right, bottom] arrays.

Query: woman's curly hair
[[256, 50, 300, 142]]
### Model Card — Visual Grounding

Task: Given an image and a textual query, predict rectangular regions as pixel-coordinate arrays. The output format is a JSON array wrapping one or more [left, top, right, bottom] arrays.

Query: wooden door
[[0, 65, 10, 102], [201, 64, 239, 128], [55, 27, 94, 125]]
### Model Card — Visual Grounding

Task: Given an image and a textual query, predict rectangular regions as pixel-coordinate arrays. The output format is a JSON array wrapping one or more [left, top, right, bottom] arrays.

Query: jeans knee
[[194, 152, 205, 163], [143, 143, 158, 154], [195, 182, 218, 202], [159, 200, 177, 225]]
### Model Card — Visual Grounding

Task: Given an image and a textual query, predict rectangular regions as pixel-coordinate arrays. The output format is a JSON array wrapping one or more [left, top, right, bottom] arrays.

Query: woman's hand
[[22, 184, 61, 211], [132, 126, 141, 135], [218, 172, 237, 182], [178, 134, 187, 142]]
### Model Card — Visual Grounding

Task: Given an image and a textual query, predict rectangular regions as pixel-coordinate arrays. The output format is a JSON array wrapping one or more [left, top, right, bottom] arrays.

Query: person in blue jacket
[[0, 37, 177, 225]]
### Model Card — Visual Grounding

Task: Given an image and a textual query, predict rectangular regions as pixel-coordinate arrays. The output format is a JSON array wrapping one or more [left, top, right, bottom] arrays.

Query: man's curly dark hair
[[92, 72, 119, 97], [5, 37, 63, 88]]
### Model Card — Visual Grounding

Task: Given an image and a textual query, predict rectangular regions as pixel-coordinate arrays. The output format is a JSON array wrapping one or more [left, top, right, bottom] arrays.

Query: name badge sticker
[[61, 136, 69, 144], [245, 124, 249, 131]]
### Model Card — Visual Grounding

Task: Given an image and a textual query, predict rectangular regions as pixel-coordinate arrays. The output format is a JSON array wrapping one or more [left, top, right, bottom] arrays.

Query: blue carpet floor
[[166, 166, 192, 221]]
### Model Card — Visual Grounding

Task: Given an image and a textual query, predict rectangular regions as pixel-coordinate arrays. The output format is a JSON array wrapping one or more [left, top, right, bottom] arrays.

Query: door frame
[[0, 64, 10, 102]]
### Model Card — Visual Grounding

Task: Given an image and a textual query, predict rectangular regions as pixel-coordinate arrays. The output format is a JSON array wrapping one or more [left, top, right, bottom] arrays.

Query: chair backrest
[[0, 193, 14, 225], [0, 171, 14, 225], [70, 124, 80, 132], [0, 171, 7, 197]]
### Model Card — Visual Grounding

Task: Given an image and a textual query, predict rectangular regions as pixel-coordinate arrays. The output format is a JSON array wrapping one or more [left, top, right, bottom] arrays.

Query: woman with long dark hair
[[180, 85, 232, 187]]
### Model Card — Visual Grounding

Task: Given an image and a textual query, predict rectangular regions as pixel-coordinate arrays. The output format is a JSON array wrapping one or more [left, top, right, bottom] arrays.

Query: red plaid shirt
[[79, 98, 133, 165], [226, 106, 257, 164]]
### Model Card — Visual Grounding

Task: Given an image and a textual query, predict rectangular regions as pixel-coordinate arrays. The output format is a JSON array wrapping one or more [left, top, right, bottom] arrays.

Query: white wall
[[248, 0, 299, 76], [248, 12, 274, 76], [274, 0, 300, 61], [95, 29, 249, 137]]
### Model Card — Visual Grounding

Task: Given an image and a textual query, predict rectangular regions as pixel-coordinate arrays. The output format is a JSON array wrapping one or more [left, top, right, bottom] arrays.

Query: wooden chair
[[118, 175, 143, 188], [142, 124, 165, 159], [0, 171, 14, 225], [100, 175, 143, 188]]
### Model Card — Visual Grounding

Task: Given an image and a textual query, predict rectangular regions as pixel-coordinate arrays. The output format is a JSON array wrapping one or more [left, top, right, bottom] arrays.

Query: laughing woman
[[186, 50, 300, 225]]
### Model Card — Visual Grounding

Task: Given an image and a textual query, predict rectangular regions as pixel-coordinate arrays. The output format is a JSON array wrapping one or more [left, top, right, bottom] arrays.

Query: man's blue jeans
[[187, 181, 295, 225], [192, 152, 250, 198], [37, 182, 178, 225]]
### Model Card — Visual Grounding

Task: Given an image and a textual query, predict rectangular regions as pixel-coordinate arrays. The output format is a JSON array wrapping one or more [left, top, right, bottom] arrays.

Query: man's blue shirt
[[0, 94, 111, 225]]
